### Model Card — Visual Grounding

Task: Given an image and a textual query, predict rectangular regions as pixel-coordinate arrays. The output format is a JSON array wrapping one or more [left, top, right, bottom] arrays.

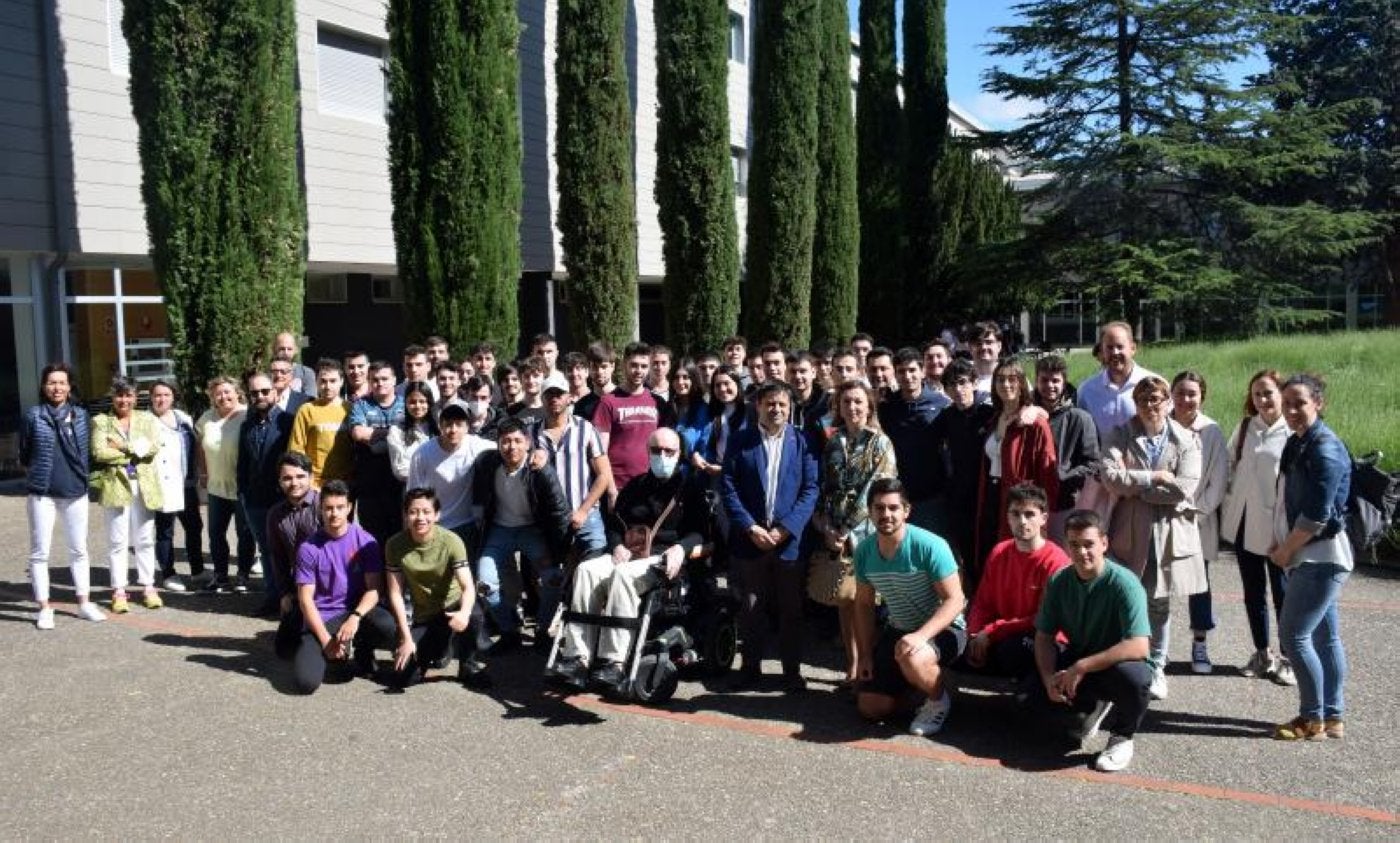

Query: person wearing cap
[[539, 382, 613, 558], [406, 398, 497, 549]]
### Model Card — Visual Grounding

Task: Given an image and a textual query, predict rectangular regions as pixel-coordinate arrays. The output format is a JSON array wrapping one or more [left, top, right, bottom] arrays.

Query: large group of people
[[18, 322, 1357, 771]]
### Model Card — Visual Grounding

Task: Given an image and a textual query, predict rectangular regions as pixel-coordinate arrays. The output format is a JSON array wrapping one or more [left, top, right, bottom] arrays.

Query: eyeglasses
[[648, 446, 679, 457], [270, 367, 291, 375], [1135, 394, 1167, 407], [251, 388, 274, 396]]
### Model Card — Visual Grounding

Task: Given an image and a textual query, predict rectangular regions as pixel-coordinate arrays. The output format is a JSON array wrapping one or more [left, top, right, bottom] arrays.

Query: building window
[[316, 27, 387, 124], [108, 0, 130, 76], [728, 13, 745, 64], [371, 276, 403, 304], [730, 146, 747, 197], [306, 275, 348, 304]]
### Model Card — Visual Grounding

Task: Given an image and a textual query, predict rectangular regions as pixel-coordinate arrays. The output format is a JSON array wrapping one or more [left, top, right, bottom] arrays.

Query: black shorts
[[864, 625, 967, 698]]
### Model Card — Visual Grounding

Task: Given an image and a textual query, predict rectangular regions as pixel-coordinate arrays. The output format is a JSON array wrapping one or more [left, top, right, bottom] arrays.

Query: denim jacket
[[1279, 418, 1350, 540]]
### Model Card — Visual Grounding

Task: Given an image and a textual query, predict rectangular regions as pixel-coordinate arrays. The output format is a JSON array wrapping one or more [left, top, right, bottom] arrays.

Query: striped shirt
[[537, 415, 604, 513], [854, 525, 965, 633]]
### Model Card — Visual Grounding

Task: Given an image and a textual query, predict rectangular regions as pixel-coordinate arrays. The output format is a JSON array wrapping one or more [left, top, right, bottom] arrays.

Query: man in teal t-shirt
[[853, 478, 967, 738], [1035, 509, 1152, 773]]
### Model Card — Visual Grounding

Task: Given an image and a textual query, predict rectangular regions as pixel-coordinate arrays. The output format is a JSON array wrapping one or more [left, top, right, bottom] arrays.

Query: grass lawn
[[1062, 328, 1400, 471]]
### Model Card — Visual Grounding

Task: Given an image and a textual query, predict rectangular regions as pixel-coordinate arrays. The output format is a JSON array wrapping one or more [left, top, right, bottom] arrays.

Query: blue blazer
[[720, 423, 819, 562]]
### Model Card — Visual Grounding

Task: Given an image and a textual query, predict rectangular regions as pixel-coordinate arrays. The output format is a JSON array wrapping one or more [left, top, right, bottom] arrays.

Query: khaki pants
[[561, 555, 660, 664]]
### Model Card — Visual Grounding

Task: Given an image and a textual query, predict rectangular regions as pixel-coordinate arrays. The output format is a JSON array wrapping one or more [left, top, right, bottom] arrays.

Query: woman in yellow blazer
[[91, 376, 165, 613]]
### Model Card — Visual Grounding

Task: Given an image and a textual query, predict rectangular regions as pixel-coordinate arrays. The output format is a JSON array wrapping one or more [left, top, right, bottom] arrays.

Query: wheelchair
[[544, 545, 739, 705]]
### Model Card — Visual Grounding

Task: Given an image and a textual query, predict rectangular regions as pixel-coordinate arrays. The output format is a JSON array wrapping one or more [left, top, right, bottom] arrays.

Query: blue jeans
[[477, 524, 560, 633], [1279, 562, 1349, 720], [208, 494, 254, 580], [574, 508, 606, 557], [240, 495, 273, 599]]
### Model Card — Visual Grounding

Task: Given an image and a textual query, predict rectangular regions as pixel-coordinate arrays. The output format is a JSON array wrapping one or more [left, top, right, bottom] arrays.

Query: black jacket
[[237, 406, 294, 507], [606, 470, 710, 556], [471, 451, 573, 562], [1045, 397, 1100, 511]]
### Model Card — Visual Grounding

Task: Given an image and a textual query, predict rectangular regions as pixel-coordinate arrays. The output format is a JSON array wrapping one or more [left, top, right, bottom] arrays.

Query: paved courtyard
[[0, 486, 1396, 838]]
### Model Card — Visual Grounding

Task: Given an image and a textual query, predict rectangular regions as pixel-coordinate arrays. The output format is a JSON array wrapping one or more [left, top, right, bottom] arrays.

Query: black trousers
[[292, 605, 397, 694], [735, 552, 804, 676], [1036, 652, 1153, 739], [385, 610, 479, 689], [956, 633, 1037, 680], [154, 486, 205, 576]]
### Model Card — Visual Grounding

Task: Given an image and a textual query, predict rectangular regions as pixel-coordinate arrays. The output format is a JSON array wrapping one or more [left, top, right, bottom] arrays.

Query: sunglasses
[[251, 388, 274, 396]]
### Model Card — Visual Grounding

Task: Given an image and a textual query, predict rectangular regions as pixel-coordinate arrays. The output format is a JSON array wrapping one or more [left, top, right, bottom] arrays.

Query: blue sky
[[847, 0, 1031, 129]]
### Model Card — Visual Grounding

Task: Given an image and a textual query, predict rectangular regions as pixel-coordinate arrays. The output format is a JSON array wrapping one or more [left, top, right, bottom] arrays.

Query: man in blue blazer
[[721, 382, 820, 691]]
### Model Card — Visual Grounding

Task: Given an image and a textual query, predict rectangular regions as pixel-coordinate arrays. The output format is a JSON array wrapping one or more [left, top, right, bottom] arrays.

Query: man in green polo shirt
[[384, 487, 491, 690], [1035, 509, 1153, 773]]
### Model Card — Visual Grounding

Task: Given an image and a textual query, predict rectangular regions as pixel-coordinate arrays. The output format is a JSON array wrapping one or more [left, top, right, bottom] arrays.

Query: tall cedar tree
[[124, 0, 305, 410], [856, 0, 906, 341], [556, 0, 638, 352], [742, 0, 821, 347], [387, 0, 522, 355], [936, 141, 1035, 322], [902, 0, 950, 337], [809, 0, 860, 347], [985, 0, 1273, 329], [1267, 0, 1400, 323], [654, 0, 741, 356]]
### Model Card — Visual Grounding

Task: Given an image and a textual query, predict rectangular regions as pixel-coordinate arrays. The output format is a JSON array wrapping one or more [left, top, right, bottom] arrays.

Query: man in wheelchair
[[548, 427, 710, 693]]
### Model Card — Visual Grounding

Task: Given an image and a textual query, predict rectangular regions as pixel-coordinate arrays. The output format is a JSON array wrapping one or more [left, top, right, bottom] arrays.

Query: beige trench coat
[[1101, 417, 1207, 598]]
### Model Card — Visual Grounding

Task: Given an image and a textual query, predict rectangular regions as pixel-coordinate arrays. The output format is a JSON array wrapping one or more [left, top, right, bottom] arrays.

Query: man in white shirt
[[406, 401, 496, 545], [1076, 321, 1159, 443]]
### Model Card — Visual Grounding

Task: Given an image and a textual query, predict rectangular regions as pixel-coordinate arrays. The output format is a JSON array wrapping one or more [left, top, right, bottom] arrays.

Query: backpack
[[1346, 450, 1400, 560]]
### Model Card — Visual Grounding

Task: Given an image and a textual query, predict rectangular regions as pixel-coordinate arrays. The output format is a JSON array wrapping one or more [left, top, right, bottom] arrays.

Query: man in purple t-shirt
[[292, 480, 396, 694], [594, 342, 674, 501]]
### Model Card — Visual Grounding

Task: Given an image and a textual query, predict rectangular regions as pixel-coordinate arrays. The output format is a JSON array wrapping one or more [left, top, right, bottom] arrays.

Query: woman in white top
[[389, 381, 437, 482], [150, 380, 205, 590], [1219, 369, 1294, 684], [195, 376, 253, 592], [1169, 371, 1229, 675]]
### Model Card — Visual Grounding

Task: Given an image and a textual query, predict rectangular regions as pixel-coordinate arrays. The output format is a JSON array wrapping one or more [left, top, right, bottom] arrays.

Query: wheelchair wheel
[[630, 654, 680, 705], [699, 610, 739, 677]]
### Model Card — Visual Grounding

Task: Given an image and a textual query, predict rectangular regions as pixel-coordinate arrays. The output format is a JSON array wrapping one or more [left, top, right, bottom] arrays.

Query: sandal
[[1324, 718, 1345, 739]]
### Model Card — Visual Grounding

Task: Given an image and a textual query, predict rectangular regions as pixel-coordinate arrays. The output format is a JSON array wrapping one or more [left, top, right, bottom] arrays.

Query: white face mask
[[465, 399, 489, 418], [649, 452, 679, 479]]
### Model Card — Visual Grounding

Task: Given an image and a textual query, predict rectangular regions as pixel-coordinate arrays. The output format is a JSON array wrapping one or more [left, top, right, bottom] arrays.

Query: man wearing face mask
[[550, 428, 709, 690]]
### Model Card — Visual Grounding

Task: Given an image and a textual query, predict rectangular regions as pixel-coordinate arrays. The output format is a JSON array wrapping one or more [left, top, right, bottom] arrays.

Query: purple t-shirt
[[294, 522, 383, 619], [595, 388, 660, 490]]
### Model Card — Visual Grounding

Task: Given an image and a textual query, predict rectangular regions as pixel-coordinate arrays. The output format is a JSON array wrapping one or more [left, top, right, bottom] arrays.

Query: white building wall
[[56, 0, 145, 257], [297, 1, 395, 271], [0, 0, 53, 252]]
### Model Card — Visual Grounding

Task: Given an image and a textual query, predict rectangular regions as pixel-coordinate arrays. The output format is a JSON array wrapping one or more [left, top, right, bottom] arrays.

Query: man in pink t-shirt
[[594, 343, 674, 499]]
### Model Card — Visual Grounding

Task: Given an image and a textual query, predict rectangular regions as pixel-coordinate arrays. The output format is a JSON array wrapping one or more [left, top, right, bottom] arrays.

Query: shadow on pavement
[[143, 630, 305, 696]]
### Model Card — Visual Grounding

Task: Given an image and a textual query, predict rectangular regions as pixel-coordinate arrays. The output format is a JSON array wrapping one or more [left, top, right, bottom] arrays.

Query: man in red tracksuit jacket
[[959, 482, 1069, 682]]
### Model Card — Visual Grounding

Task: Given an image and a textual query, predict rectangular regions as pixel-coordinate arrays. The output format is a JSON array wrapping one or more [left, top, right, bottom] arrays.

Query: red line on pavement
[[573, 696, 1398, 827]]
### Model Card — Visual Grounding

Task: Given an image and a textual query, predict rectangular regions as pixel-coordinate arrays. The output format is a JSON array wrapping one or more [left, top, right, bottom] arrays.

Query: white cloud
[[966, 93, 1040, 129]]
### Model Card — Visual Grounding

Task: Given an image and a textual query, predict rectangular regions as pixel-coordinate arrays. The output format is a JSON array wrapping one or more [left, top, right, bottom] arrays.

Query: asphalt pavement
[[0, 488, 1395, 839]]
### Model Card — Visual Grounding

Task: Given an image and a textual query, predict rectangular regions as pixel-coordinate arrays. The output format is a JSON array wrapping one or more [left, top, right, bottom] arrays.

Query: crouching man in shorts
[[854, 478, 967, 737]]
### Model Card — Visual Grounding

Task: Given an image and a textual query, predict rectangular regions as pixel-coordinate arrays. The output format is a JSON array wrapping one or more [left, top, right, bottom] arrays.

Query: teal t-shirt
[[854, 525, 964, 633], [1035, 559, 1150, 661]]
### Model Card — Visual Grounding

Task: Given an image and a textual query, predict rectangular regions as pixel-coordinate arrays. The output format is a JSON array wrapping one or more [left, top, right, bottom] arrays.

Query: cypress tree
[[387, 0, 522, 355], [809, 0, 860, 349], [556, 0, 638, 351], [903, 0, 949, 338], [654, 0, 740, 356], [856, 0, 906, 342], [123, 0, 305, 409], [743, 0, 821, 348]]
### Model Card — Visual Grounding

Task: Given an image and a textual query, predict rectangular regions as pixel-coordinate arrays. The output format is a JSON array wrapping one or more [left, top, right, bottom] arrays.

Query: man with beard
[[238, 369, 295, 615]]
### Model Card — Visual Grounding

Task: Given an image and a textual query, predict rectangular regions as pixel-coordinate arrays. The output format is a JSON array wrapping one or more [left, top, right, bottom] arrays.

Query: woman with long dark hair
[[669, 361, 711, 458], [389, 381, 439, 482], [20, 363, 106, 628]]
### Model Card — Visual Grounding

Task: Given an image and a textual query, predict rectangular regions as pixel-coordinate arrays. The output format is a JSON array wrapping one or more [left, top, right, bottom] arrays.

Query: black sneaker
[[589, 661, 627, 692], [202, 576, 232, 594], [458, 658, 493, 690], [548, 656, 589, 689], [232, 576, 250, 594]]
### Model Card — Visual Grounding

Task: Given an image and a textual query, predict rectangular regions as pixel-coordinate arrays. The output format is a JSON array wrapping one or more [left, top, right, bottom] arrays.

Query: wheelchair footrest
[[560, 610, 644, 631]]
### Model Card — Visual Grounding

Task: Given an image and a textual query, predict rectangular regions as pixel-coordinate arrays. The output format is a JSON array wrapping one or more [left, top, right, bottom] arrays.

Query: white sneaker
[[77, 602, 107, 623], [1241, 648, 1273, 678], [1148, 668, 1168, 701], [1190, 639, 1211, 674], [161, 575, 188, 593], [908, 693, 952, 737], [1095, 735, 1135, 772], [35, 608, 55, 630], [251, 560, 263, 576], [1077, 700, 1114, 743], [1271, 656, 1297, 687]]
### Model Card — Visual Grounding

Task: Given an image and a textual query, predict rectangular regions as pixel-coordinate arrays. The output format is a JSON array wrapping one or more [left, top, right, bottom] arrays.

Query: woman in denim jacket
[[1269, 373, 1352, 741]]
